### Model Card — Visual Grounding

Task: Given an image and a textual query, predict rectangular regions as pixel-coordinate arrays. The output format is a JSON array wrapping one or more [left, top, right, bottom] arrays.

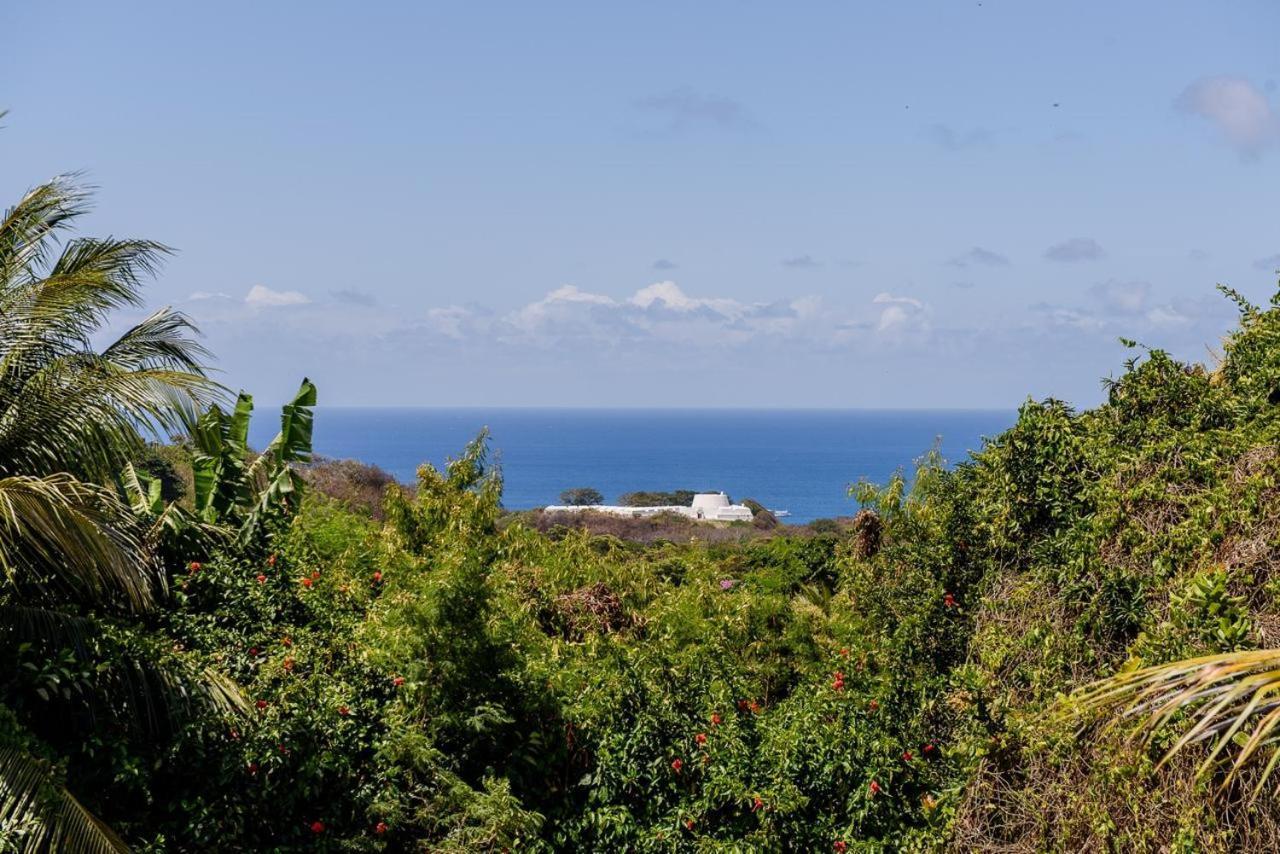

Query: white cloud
[[245, 284, 310, 308], [1177, 76, 1279, 158], [1090, 280, 1151, 314], [1145, 305, 1193, 329], [872, 293, 930, 338], [426, 306, 474, 340]]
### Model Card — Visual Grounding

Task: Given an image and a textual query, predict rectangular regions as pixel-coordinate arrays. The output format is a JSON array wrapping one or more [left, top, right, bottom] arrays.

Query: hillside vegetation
[[8, 172, 1280, 851]]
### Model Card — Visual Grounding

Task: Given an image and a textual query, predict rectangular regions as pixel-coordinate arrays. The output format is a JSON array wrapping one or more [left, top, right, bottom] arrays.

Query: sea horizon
[[252, 407, 1018, 523]]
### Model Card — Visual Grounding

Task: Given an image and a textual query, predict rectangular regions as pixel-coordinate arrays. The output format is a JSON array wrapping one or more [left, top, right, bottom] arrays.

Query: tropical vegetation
[[8, 164, 1280, 851]]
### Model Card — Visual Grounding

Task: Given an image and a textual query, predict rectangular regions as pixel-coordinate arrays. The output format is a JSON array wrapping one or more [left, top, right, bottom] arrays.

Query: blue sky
[[3, 1, 1278, 407]]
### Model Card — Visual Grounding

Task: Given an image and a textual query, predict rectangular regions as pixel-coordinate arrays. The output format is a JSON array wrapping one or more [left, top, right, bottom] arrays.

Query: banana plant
[[189, 378, 317, 542], [119, 379, 317, 552]]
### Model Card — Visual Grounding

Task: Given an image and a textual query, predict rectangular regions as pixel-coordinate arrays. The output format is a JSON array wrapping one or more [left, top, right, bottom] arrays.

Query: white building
[[544, 491, 755, 522]]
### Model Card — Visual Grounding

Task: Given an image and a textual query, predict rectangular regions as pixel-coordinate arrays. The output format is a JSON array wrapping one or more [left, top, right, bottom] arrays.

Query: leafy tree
[[558, 487, 603, 506]]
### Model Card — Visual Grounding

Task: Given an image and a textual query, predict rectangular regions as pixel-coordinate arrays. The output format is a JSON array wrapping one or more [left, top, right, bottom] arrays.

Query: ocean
[[251, 409, 1016, 524]]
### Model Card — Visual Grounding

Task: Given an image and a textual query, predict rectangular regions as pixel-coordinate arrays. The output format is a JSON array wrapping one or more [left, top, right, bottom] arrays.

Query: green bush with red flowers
[[35, 281, 1280, 851]]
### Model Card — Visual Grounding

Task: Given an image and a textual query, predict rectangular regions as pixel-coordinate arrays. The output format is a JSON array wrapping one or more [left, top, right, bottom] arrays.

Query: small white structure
[[545, 491, 755, 522]]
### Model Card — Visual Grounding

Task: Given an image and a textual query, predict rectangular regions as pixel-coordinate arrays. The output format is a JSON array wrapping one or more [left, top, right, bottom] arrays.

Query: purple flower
[[720, 578, 738, 591]]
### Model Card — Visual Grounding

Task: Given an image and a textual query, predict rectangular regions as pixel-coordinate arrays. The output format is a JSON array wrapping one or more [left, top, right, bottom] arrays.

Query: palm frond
[[0, 748, 128, 853], [0, 178, 222, 482], [0, 177, 92, 290], [0, 474, 156, 611], [1070, 648, 1280, 801]]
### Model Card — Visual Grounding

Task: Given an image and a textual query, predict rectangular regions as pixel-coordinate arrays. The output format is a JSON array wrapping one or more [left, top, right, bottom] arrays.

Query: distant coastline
[[254, 408, 1015, 524]]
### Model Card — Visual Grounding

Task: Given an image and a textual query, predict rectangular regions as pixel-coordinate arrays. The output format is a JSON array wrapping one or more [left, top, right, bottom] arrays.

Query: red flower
[[752, 796, 764, 812], [267, 553, 277, 567], [188, 561, 201, 573], [281, 636, 292, 647], [283, 657, 295, 672], [392, 675, 405, 687], [943, 592, 957, 608], [256, 574, 267, 584], [869, 780, 882, 796], [247, 761, 258, 775], [374, 821, 388, 835], [684, 819, 695, 831], [695, 732, 707, 745], [710, 713, 722, 726], [301, 577, 313, 588], [372, 570, 383, 583], [748, 700, 761, 714], [834, 842, 848, 853], [839, 647, 850, 657], [902, 750, 913, 762], [311, 569, 321, 580], [248, 646, 259, 656], [671, 758, 683, 773], [310, 820, 325, 834], [255, 699, 268, 710], [923, 742, 937, 756], [338, 705, 350, 716], [868, 700, 879, 712], [278, 743, 289, 754], [832, 670, 845, 691]]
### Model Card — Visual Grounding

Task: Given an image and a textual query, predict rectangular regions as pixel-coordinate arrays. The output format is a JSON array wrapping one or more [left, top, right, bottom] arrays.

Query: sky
[[2, 1, 1278, 408]]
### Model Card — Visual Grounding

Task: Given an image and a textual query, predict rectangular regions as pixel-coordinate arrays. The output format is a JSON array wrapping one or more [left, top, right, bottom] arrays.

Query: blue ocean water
[[251, 409, 1015, 524]]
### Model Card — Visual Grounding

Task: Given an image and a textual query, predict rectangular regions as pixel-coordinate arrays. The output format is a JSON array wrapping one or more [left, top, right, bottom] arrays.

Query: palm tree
[[0, 174, 233, 851]]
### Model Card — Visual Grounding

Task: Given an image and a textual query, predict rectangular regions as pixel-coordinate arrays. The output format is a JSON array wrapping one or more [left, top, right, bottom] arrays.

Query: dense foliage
[[11, 167, 1280, 852]]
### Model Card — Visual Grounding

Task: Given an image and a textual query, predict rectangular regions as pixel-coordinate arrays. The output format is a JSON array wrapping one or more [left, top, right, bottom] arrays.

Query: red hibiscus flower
[[372, 570, 383, 583], [283, 657, 295, 672], [374, 821, 388, 835], [902, 750, 913, 761], [248, 646, 259, 657], [255, 699, 268, 710], [868, 700, 879, 712], [834, 842, 848, 853], [943, 592, 957, 608], [710, 713, 722, 726], [684, 819, 695, 831], [300, 577, 313, 588], [869, 780, 882, 796], [752, 796, 763, 812], [256, 574, 267, 584], [310, 820, 325, 834], [188, 561, 201, 573], [392, 675, 405, 687], [338, 705, 349, 716], [671, 758, 683, 773], [695, 732, 707, 746]]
